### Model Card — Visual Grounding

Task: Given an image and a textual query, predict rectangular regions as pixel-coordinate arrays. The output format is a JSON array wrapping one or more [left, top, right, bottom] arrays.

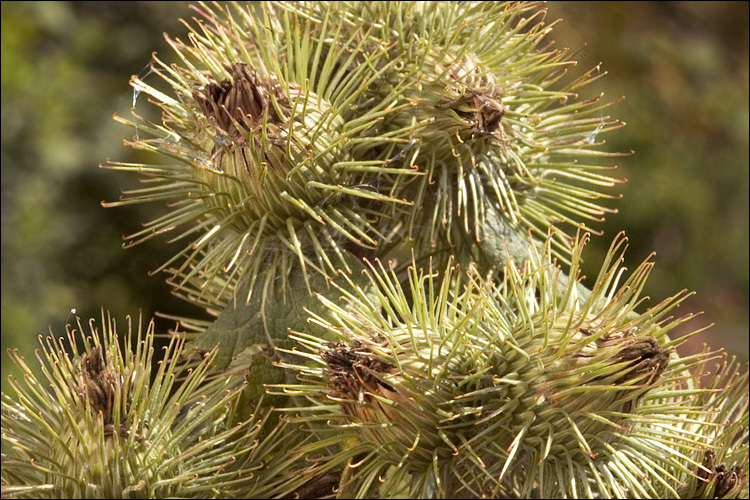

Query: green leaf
[[478, 214, 595, 304], [477, 213, 534, 267], [191, 259, 375, 371]]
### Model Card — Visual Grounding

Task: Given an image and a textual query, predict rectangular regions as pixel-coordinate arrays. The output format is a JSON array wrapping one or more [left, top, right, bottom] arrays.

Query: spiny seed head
[[673, 353, 749, 500], [285, 1, 627, 263], [275, 233, 749, 498], [103, 1, 629, 309], [103, 2, 420, 307], [0, 312, 309, 499]]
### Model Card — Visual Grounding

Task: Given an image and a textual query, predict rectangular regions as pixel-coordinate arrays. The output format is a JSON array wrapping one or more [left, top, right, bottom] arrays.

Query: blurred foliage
[[1, 1, 195, 394], [2, 1, 747, 395], [547, 1, 748, 363]]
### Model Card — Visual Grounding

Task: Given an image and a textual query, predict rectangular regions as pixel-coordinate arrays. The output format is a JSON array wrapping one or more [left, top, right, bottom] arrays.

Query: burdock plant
[[276, 233, 748, 498], [0, 312, 308, 498], [2, 1, 747, 499]]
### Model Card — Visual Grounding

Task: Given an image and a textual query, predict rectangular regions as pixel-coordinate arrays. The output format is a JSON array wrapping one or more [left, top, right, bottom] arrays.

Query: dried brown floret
[[192, 63, 286, 144], [78, 346, 119, 422]]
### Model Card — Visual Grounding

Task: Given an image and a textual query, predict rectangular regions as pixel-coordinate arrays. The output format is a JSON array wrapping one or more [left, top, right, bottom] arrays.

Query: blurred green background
[[2, 2, 747, 394]]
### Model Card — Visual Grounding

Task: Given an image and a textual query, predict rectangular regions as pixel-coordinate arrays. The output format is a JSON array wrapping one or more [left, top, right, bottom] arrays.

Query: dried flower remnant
[[693, 450, 750, 499], [321, 341, 418, 426], [535, 321, 673, 418], [582, 327, 671, 412], [605, 334, 670, 383], [698, 449, 719, 485], [714, 465, 749, 499], [192, 63, 286, 146], [291, 470, 342, 499], [436, 53, 507, 139], [322, 341, 397, 401], [77, 346, 120, 421]]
